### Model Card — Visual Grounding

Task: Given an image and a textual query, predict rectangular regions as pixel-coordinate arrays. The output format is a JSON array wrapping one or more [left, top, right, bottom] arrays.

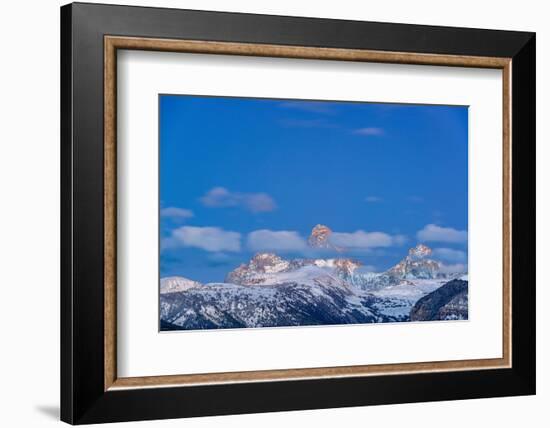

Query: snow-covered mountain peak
[[224, 252, 363, 288], [225, 253, 292, 285], [248, 252, 290, 273], [407, 244, 432, 259], [160, 276, 202, 294], [387, 245, 440, 280]]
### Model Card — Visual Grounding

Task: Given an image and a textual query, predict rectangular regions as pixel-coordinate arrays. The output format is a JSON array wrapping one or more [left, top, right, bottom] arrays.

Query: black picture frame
[[61, 2, 535, 424]]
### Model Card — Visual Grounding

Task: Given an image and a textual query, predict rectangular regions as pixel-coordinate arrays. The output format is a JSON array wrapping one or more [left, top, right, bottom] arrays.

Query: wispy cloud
[[330, 230, 406, 249], [417, 224, 467, 243], [160, 207, 194, 220], [433, 247, 467, 262], [408, 196, 424, 203], [365, 196, 382, 203], [200, 187, 276, 213], [247, 230, 307, 252], [163, 226, 241, 252], [245, 228, 407, 254], [352, 127, 384, 136], [278, 101, 335, 115]]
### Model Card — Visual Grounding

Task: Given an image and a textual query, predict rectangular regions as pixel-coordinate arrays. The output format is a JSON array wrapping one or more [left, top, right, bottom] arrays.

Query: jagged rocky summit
[[307, 224, 344, 252], [225, 252, 362, 286], [386, 244, 441, 280], [346, 243, 452, 290], [160, 236, 468, 330]]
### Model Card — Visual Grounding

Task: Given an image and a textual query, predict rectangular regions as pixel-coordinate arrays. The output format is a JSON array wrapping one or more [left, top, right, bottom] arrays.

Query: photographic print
[[159, 95, 468, 331]]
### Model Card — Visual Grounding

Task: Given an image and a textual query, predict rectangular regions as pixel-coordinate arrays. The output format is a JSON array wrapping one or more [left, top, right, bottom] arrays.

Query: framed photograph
[[61, 2, 535, 424]]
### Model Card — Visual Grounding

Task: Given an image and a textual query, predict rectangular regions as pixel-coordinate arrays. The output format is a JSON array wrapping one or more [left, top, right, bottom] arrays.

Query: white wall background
[[0, 1, 545, 427]]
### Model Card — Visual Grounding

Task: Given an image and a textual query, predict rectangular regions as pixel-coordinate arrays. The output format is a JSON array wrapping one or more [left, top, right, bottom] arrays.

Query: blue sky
[[160, 95, 468, 282]]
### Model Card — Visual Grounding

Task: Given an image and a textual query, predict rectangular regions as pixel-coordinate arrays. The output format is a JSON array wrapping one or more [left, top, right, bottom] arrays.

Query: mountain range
[[160, 225, 468, 330]]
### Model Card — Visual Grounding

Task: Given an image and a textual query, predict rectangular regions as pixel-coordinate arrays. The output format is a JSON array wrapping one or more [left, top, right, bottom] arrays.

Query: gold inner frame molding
[[104, 35, 512, 391]]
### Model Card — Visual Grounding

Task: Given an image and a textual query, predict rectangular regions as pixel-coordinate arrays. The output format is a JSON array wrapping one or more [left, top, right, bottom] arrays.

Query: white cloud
[[439, 263, 467, 274], [247, 230, 307, 252], [330, 230, 405, 249], [365, 196, 382, 203], [353, 127, 384, 136], [247, 228, 406, 253], [433, 247, 467, 262], [167, 226, 241, 252], [200, 187, 276, 213], [393, 235, 408, 246], [160, 207, 194, 219], [417, 224, 467, 243]]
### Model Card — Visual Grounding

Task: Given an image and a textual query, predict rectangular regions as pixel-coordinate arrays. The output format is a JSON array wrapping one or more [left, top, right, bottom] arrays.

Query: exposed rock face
[[226, 253, 362, 286], [408, 244, 432, 259], [226, 232, 458, 290], [332, 258, 363, 278], [225, 253, 291, 285], [410, 279, 468, 321], [347, 244, 447, 291], [308, 224, 333, 248], [160, 276, 202, 294], [386, 244, 441, 280], [246, 253, 290, 273], [307, 224, 344, 252]]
